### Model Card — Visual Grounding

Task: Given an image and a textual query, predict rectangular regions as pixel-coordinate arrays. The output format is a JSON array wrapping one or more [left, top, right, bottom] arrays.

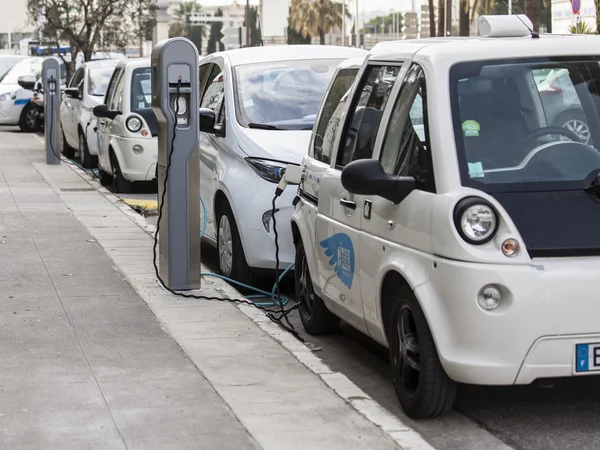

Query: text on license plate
[[575, 343, 600, 373]]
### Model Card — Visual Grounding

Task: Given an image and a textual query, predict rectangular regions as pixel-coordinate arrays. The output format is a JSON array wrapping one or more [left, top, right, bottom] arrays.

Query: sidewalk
[[0, 131, 414, 450]]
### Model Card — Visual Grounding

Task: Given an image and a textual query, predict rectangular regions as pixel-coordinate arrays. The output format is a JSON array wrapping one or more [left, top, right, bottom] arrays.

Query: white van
[[291, 16, 600, 419]]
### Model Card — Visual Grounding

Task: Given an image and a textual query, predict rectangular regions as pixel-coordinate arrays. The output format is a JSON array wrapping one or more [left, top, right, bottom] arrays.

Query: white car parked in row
[[292, 15, 600, 419], [60, 59, 121, 168], [93, 58, 157, 193], [196, 45, 367, 285]]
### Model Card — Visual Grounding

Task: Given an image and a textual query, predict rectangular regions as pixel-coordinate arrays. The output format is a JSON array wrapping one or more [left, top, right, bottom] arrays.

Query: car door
[[359, 63, 437, 343], [97, 67, 123, 172], [61, 67, 84, 146], [315, 63, 402, 332], [198, 61, 226, 242]]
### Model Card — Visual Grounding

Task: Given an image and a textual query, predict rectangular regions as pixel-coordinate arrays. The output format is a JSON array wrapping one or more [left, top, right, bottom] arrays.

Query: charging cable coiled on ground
[[151, 80, 306, 344]]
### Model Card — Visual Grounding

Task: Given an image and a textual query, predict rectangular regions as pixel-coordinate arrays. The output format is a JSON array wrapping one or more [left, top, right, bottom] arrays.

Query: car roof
[[82, 59, 121, 69], [215, 45, 368, 66], [337, 56, 367, 70], [369, 34, 600, 65], [116, 57, 150, 69]]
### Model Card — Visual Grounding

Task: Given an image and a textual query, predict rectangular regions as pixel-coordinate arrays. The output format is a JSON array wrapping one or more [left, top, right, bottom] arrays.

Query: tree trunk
[[545, 0, 552, 32], [319, 28, 325, 45], [438, 0, 446, 36], [429, 0, 436, 37], [525, 0, 541, 32], [459, 0, 470, 35], [596, 0, 600, 33]]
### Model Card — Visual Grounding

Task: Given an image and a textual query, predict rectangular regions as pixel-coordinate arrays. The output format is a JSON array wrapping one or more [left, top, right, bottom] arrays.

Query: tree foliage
[[287, 16, 311, 44], [361, 13, 403, 35], [28, 0, 156, 78], [169, 0, 203, 54], [206, 8, 223, 54], [244, 6, 262, 47], [289, 0, 350, 45]]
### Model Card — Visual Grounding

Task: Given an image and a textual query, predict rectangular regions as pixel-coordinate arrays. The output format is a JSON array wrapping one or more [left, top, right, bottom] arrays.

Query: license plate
[[575, 343, 600, 373]]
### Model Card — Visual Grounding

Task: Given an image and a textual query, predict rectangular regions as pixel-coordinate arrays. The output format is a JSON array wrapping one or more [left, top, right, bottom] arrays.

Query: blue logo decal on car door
[[320, 233, 355, 289]]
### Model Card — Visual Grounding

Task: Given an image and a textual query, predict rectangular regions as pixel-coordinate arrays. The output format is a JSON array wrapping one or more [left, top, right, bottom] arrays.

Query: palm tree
[[428, 0, 436, 36], [169, 1, 204, 53], [459, 0, 470, 35], [290, 0, 351, 45], [524, 0, 541, 32]]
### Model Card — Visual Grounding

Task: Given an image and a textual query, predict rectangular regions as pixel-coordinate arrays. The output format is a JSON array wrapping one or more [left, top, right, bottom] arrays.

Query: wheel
[[216, 200, 258, 288], [79, 131, 98, 169], [98, 168, 112, 186], [552, 110, 591, 145], [61, 129, 75, 159], [295, 238, 339, 334], [387, 284, 457, 419], [18, 102, 40, 132], [109, 151, 132, 194]]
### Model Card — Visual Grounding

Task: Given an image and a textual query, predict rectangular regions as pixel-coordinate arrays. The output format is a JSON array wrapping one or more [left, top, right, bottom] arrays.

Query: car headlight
[[453, 197, 499, 245], [126, 116, 142, 133], [246, 158, 295, 184]]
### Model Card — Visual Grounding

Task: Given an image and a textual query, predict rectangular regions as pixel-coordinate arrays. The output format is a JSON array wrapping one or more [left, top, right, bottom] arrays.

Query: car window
[[130, 67, 151, 113], [380, 64, 435, 192], [104, 67, 123, 107], [312, 68, 359, 165], [69, 67, 84, 88], [450, 58, 600, 191], [336, 64, 401, 168], [234, 58, 343, 130], [88, 66, 116, 97], [109, 69, 125, 111], [200, 64, 225, 126], [198, 63, 213, 102], [0, 58, 42, 84]]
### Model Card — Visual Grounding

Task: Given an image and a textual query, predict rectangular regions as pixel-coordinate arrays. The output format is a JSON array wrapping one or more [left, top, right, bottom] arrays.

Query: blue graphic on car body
[[320, 233, 355, 289]]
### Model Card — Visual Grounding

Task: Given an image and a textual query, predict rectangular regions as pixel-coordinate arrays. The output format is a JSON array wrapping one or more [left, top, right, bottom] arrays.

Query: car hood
[[0, 83, 20, 95], [237, 127, 311, 164]]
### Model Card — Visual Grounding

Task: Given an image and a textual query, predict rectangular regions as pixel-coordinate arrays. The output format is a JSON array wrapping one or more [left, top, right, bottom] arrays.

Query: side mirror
[[64, 87, 81, 99], [199, 107, 224, 137], [341, 159, 415, 204], [93, 104, 120, 120], [17, 75, 36, 91]]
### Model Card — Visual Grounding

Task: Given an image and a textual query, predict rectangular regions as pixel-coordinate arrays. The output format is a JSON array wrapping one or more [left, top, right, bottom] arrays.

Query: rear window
[[88, 66, 116, 96], [130, 67, 151, 113]]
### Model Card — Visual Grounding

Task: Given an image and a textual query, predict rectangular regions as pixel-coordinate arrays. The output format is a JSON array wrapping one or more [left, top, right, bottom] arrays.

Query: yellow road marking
[[121, 198, 158, 215]]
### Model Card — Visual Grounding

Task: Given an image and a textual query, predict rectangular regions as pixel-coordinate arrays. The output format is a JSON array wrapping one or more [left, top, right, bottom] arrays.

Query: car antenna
[[501, 2, 540, 39]]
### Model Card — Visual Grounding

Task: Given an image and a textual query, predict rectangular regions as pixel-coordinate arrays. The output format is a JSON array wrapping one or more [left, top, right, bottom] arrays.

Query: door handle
[[340, 198, 356, 209]]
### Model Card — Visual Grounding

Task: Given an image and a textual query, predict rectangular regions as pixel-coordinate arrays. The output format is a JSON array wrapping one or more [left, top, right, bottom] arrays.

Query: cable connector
[[275, 164, 304, 197]]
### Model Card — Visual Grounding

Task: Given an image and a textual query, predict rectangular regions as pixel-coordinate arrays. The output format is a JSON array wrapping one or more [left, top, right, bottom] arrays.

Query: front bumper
[[114, 136, 157, 182], [419, 256, 600, 385]]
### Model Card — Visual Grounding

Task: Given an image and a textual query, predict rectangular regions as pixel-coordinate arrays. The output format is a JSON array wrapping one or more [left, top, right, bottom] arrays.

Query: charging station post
[[42, 58, 61, 165], [151, 38, 201, 290]]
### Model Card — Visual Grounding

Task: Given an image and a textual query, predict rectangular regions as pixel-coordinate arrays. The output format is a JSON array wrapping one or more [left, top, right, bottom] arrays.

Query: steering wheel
[[522, 126, 583, 151]]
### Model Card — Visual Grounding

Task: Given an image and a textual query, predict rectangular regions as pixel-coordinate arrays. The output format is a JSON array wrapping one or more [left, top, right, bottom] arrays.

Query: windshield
[[450, 57, 600, 192], [88, 66, 116, 96], [130, 67, 151, 113], [0, 58, 42, 84], [234, 58, 343, 130], [0, 57, 25, 79]]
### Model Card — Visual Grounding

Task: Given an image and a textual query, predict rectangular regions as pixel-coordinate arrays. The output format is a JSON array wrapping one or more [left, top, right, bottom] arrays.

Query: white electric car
[[93, 58, 157, 193], [60, 59, 121, 168], [291, 15, 600, 419], [197, 45, 367, 285]]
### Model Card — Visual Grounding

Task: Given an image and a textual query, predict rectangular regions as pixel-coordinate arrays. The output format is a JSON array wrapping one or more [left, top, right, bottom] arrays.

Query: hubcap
[[25, 109, 37, 129], [562, 119, 591, 144], [298, 252, 315, 321], [218, 215, 233, 277], [392, 305, 421, 396]]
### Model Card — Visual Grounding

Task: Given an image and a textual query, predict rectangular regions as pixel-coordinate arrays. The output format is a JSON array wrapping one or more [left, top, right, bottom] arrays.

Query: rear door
[[315, 63, 402, 332]]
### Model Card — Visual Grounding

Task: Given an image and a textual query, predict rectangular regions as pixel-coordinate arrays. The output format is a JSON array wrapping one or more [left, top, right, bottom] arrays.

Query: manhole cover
[[60, 188, 95, 192]]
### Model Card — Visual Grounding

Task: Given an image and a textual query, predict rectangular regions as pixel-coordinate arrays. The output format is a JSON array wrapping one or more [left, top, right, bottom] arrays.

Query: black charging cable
[[151, 80, 306, 344]]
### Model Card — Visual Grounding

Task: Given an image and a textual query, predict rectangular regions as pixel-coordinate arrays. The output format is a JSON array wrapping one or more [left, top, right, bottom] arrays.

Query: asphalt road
[[99, 185, 600, 450]]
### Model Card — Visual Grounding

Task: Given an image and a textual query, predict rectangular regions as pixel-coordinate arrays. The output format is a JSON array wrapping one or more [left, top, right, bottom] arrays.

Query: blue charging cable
[[198, 195, 294, 307]]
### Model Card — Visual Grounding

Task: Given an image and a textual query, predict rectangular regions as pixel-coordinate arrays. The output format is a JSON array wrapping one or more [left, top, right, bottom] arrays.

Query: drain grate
[[60, 188, 95, 192]]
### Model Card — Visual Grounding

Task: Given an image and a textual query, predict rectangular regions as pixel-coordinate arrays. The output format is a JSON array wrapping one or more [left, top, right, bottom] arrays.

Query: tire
[[99, 168, 112, 186], [387, 284, 457, 419], [18, 102, 40, 132], [552, 109, 591, 145], [216, 200, 258, 288], [109, 151, 132, 194], [79, 130, 98, 169], [295, 238, 340, 334], [61, 129, 75, 159]]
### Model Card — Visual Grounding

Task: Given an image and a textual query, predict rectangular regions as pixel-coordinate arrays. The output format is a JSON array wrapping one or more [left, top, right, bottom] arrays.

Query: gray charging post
[[42, 58, 61, 165], [151, 37, 201, 290]]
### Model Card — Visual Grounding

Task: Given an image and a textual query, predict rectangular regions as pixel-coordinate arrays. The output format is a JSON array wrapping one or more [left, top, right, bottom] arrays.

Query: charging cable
[[152, 80, 307, 344]]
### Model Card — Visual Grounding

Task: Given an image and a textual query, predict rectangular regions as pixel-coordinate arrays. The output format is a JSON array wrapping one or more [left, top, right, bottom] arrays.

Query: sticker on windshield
[[244, 99, 254, 108], [138, 102, 145, 109], [462, 120, 480, 137], [468, 162, 485, 178]]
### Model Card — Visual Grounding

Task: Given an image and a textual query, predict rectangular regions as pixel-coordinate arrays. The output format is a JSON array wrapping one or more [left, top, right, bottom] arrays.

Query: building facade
[[0, 0, 36, 52], [552, 0, 595, 33]]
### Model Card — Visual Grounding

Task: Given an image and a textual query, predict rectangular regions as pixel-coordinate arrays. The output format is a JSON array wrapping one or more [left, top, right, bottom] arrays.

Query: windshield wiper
[[247, 123, 283, 130]]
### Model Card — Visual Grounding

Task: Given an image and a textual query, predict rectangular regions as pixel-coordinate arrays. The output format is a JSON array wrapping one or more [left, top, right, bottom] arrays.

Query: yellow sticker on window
[[462, 120, 480, 137]]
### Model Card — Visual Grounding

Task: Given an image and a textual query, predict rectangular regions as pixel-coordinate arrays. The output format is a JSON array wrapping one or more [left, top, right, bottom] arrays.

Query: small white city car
[[93, 58, 157, 193], [60, 59, 121, 168], [291, 15, 600, 419], [197, 45, 367, 285]]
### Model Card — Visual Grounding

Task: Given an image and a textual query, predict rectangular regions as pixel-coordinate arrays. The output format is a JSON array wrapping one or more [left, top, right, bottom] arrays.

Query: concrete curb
[[62, 159, 437, 450]]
